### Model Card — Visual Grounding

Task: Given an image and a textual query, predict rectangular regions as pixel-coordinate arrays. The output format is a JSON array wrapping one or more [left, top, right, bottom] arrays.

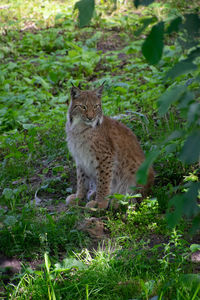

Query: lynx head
[[68, 84, 104, 128]]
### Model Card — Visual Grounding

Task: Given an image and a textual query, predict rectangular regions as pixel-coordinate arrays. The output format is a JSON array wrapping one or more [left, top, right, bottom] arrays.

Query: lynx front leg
[[66, 166, 88, 206], [86, 157, 113, 209]]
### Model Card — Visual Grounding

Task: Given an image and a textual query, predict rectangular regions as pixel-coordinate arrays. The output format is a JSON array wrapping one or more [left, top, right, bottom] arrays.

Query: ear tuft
[[71, 86, 81, 99], [94, 82, 105, 98]]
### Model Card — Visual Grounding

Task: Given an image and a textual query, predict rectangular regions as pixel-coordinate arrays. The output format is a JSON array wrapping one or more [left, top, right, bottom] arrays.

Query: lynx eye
[[74, 104, 87, 110], [80, 105, 87, 110], [94, 104, 101, 109]]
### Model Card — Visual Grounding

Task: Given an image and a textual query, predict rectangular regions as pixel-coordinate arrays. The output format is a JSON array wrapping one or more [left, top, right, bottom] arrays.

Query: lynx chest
[[66, 125, 97, 177]]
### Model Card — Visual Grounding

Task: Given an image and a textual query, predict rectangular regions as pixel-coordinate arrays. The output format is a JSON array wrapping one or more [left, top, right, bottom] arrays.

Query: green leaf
[[180, 14, 200, 48], [112, 194, 125, 200], [136, 150, 159, 185], [164, 144, 176, 154], [44, 252, 51, 274], [183, 183, 200, 217], [158, 85, 186, 116], [166, 16, 182, 34], [0, 51, 4, 59], [33, 76, 50, 90], [181, 13, 200, 38], [2, 188, 14, 200], [54, 258, 85, 272], [165, 130, 184, 142], [167, 183, 200, 228], [49, 72, 59, 83], [142, 22, 164, 65], [166, 60, 197, 79], [55, 13, 65, 21], [74, 0, 95, 28], [180, 131, 200, 164], [52, 166, 64, 174], [166, 47, 200, 80], [178, 91, 194, 109], [134, 16, 157, 36], [187, 47, 200, 61], [166, 194, 184, 227], [190, 244, 200, 253], [7, 62, 18, 70], [23, 124, 35, 130], [187, 103, 200, 125], [134, 0, 154, 8], [4, 215, 18, 226], [190, 215, 200, 234]]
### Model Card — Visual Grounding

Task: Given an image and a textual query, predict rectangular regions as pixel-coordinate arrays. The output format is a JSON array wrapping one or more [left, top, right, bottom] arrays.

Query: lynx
[[66, 84, 154, 209]]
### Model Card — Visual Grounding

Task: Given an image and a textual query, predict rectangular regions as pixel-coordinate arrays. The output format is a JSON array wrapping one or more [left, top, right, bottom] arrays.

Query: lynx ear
[[71, 86, 81, 100], [94, 82, 105, 98]]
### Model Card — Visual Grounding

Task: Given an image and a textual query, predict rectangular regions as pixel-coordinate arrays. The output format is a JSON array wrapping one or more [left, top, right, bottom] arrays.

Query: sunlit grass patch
[[4, 233, 195, 300], [0, 0, 75, 32]]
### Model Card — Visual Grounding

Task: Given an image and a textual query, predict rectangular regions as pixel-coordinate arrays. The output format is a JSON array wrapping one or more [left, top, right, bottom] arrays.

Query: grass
[[0, 0, 200, 299]]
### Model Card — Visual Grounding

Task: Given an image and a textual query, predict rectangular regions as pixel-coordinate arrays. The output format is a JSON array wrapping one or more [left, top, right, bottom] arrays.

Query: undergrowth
[[0, 0, 200, 299]]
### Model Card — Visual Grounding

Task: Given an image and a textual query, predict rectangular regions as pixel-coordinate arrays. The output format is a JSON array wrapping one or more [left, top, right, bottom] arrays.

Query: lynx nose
[[87, 116, 93, 121]]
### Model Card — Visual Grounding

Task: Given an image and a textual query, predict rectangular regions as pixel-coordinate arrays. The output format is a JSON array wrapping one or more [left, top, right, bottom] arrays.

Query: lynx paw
[[86, 200, 109, 209], [98, 200, 109, 209], [66, 194, 78, 206], [85, 200, 98, 208]]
